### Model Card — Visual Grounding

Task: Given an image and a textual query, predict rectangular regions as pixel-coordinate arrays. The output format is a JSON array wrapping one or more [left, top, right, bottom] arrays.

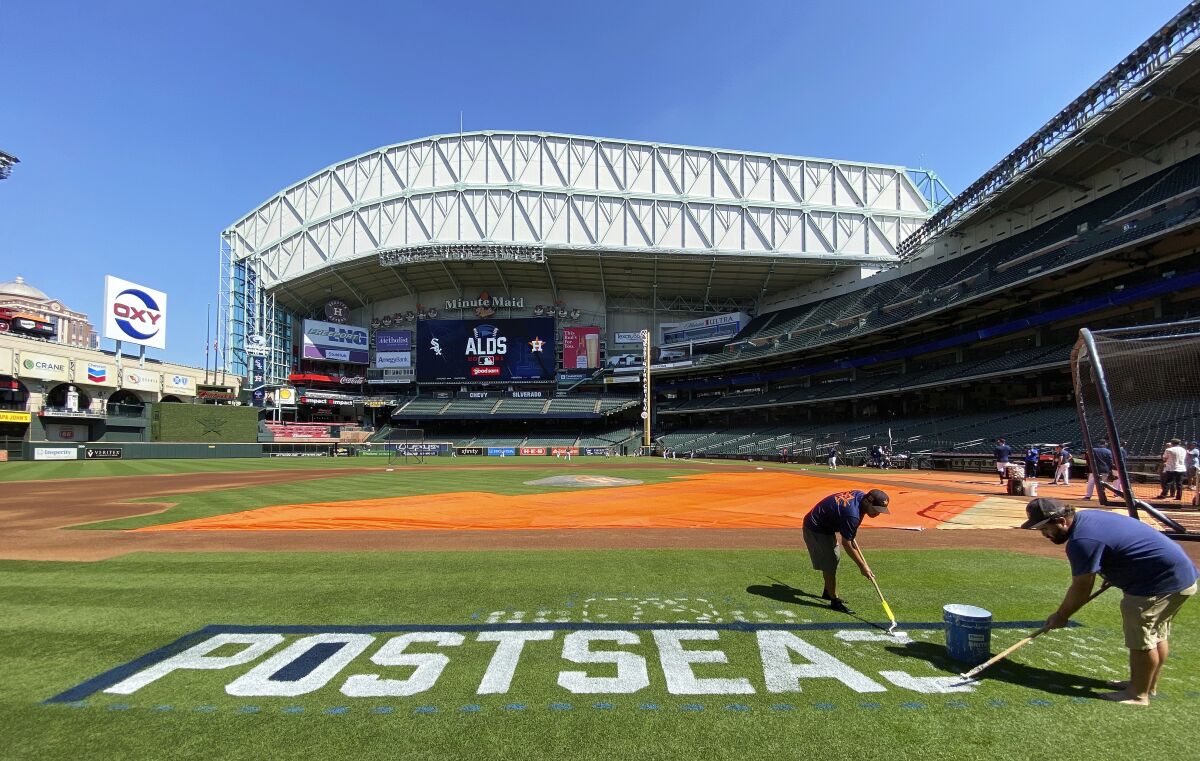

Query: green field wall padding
[[150, 404, 259, 443]]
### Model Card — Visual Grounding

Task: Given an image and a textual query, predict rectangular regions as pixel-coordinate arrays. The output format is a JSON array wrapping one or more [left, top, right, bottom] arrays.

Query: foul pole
[[642, 329, 652, 450]]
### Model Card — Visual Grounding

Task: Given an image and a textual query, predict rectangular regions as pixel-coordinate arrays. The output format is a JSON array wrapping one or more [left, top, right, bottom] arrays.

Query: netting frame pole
[[1075, 328, 1186, 533]]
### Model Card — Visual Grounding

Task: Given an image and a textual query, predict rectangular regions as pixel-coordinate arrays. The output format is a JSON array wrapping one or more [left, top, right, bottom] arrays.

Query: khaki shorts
[[1120, 582, 1197, 650], [803, 527, 840, 572]]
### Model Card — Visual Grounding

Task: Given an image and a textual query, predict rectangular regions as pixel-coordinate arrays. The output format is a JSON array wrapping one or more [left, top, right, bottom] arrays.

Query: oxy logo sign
[[104, 276, 168, 349], [48, 621, 1053, 707]]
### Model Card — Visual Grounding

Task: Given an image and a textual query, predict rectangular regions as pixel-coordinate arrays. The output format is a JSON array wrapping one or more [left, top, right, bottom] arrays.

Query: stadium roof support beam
[[439, 261, 462, 295], [597, 254, 607, 302], [897, 2, 1200, 259], [759, 259, 777, 297], [332, 271, 368, 308], [493, 262, 512, 297], [543, 258, 559, 302], [703, 258, 718, 308], [388, 268, 417, 299], [1078, 134, 1161, 165]]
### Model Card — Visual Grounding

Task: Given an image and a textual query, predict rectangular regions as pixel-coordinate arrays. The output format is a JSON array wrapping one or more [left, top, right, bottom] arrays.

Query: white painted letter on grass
[[558, 630, 649, 694], [105, 633, 284, 695], [653, 629, 754, 695], [757, 631, 886, 693], [225, 633, 375, 697], [476, 630, 554, 694], [342, 632, 465, 697]]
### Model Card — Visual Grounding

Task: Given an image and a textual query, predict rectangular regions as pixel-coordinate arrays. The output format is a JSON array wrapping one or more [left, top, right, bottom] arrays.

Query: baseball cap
[[866, 489, 891, 514], [1020, 497, 1070, 529]]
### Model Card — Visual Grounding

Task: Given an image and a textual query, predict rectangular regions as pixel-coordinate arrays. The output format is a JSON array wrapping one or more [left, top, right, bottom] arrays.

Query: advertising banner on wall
[[613, 331, 644, 345], [103, 275, 168, 350], [375, 330, 412, 352], [302, 319, 369, 364], [487, 447, 516, 457], [563, 326, 601, 369], [416, 319, 556, 382], [34, 446, 78, 461], [18, 351, 70, 382], [163, 374, 197, 395], [520, 446, 547, 456], [74, 361, 118, 387], [121, 369, 161, 392], [251, 356, 265, 407], [374, 351, 412, 368]]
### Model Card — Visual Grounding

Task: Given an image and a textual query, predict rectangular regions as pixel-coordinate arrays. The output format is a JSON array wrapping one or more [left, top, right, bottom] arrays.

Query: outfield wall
[[151, 404, 259, 443]]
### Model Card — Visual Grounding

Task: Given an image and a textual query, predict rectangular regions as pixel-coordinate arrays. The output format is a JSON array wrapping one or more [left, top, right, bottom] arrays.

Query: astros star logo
[[529, 336, 545, 352]]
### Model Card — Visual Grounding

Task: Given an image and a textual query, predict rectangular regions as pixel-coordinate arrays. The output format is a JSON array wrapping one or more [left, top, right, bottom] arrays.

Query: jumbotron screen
[[416, 318, 557, 382]]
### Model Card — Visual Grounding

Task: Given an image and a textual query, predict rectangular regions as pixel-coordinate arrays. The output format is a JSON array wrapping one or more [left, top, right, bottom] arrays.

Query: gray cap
[[1021, 497, 1070, 529]]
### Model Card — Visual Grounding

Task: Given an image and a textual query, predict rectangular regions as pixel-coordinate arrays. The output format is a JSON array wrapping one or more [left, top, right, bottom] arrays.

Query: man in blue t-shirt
[[1024, 446, 1040, 478], [802, 489, 890, 614], [1023, 498, 1198, 705], [993, 438, 1013, 484]]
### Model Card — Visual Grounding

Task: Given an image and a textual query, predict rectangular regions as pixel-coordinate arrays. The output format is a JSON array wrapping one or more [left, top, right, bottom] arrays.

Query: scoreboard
[[415, 319, 556, 382]]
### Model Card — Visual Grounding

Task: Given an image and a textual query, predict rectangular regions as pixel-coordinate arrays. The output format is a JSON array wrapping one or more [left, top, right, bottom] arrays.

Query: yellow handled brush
[[869, 577, 900, 634]]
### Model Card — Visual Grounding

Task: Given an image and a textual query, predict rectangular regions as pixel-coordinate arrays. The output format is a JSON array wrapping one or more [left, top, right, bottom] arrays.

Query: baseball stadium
[[5, 5, 1200, 761]]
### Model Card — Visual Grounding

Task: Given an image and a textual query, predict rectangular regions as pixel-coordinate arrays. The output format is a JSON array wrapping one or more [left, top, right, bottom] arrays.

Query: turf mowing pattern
[[4, 549, 1199, 761]]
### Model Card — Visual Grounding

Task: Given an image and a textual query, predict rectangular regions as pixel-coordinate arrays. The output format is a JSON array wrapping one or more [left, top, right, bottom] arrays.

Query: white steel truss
[[223, 132, 935, 290]]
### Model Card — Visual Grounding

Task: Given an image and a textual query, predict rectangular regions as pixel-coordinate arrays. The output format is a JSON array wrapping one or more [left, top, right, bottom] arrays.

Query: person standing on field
[[1083, 441, 1115, 500], [802, 489, 890, 614], [1157, 439, 1188, 500], [994, 438, 1013, 484], [1023, 497, 1197, 706], [827, 446, 838, 469], [1054, 444, 1071, 486]]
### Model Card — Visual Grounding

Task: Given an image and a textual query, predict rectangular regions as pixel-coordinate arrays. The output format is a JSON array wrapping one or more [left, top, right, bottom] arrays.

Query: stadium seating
[[263, 422, 336, 442], [704, 155, 1200, 370]]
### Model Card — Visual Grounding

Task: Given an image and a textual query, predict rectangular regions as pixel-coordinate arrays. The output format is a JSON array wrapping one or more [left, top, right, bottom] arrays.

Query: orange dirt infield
[[136, 471, 985, 532]]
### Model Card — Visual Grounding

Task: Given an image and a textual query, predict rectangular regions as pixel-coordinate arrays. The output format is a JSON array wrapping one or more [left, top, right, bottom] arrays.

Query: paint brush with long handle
[[958, 583, 1111, 681]]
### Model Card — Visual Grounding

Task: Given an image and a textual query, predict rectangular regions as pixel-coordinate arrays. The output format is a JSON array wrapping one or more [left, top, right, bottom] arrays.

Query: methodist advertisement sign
[[104, 275, 168, 350], [374, 330, 411, 352], [251, 356, 266, 407], [416, 319, 556, 383], [17, 351, 69, 382], [302, 319, 369, 364], [562, 326, 601, 369]]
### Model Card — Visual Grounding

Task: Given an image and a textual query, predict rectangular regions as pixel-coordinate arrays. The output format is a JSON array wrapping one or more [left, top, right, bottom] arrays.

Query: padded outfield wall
[[150, 404, 259, 443]]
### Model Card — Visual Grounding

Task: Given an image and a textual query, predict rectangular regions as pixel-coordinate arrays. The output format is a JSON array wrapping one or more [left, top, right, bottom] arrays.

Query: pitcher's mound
[[525, 475, 643, 488]]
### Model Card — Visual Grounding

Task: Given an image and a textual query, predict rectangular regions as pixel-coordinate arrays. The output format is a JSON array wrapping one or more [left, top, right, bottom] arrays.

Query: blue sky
[[0, 0, 1186, 367]]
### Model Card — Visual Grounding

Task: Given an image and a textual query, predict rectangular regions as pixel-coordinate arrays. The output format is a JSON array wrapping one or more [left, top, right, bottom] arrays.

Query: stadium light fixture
[[0, 150, 18, 180]]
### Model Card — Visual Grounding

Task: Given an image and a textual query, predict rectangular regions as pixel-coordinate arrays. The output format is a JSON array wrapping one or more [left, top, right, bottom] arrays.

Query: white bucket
[[1027, 481, 1039, 497]]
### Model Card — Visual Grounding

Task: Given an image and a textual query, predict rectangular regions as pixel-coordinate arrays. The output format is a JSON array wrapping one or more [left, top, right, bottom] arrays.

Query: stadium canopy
[[222, 132, 946, 315]]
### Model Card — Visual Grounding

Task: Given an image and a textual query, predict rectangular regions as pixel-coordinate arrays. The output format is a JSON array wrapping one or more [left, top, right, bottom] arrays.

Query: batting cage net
[[384, 428, 428, 465], [1071, 321, 1200, 539]]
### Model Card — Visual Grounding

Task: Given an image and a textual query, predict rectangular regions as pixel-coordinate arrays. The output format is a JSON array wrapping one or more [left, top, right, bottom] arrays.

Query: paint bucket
[[1027, 480, 1039, 497], [943, 604, 992, 664]]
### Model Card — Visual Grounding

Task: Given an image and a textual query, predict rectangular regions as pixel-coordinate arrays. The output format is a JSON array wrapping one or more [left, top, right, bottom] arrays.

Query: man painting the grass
[[802, 489, 890, 614], [1023, 497, 1198, 705]]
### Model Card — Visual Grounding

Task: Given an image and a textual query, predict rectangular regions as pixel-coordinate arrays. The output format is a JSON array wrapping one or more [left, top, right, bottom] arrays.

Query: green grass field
[[3, 460, 1199, 760]]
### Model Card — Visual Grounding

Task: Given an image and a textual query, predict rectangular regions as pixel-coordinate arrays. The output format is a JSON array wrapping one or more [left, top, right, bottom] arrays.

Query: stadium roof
[[224, 132, 947, 313]]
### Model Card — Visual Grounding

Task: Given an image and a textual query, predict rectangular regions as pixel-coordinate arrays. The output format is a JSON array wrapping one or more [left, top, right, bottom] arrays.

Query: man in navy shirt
[[994, 438, 1013, 484], [1023, 498, 1198, 705], [802, 489, 890, 614], [1024, 445, 1040, 478], [1083, 441, 1116, 500]]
